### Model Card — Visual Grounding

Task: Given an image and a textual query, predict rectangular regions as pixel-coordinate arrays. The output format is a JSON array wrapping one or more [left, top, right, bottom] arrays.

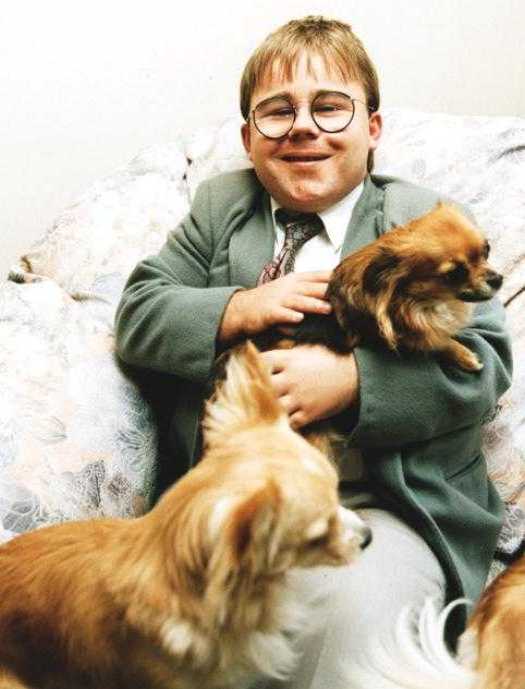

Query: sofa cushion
[[375, 107, 525, 305], [0, 280, 157, 542], [12, 143, 190, 307]]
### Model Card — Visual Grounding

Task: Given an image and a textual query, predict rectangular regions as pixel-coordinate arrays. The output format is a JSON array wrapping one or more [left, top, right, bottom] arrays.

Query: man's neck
[[271, 181, 365, 252]]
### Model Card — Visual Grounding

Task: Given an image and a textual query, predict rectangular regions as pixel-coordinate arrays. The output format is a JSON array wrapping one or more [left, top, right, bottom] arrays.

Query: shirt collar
[[270, 182, 364, 252]]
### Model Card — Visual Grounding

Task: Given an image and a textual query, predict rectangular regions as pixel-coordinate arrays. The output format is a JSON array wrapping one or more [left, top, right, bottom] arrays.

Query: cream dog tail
[[366, 597, 479, 689]]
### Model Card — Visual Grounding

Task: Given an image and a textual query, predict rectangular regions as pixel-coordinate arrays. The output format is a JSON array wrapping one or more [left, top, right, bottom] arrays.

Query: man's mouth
[[280, 154, 330, 163]]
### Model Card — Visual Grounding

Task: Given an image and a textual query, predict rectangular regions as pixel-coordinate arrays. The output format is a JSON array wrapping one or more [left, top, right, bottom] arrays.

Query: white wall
[[1, 0, 524, 279]]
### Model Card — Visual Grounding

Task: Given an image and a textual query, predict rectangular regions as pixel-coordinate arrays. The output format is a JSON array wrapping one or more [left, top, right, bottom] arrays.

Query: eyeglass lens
[[254, 92, 355, 138]]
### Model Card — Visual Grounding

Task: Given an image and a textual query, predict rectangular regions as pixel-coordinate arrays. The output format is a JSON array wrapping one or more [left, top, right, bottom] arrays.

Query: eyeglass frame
[[248, 90, 375, 140]]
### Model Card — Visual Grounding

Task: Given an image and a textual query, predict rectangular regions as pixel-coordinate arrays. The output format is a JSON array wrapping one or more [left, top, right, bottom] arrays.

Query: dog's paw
[[441, 341, 483, 372], [458, 352, 484, 372]]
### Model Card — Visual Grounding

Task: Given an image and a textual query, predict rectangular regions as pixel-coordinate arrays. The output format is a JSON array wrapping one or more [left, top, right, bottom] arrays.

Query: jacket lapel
[[229, 193, 275, 287], [341, 175, 386, 257]]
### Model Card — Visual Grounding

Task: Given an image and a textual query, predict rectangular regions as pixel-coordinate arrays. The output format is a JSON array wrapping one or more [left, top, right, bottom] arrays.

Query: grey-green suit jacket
[[115, 170, 512, 640]]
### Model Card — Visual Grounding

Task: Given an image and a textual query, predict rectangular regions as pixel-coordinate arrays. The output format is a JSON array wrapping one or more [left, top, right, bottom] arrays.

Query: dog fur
[[282, 202, 503, 372], [329, 202, 502, 370], [0, 342, 370, 689]]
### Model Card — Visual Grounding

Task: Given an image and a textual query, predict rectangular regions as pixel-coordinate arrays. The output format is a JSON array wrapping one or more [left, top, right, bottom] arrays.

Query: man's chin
[[257, 169, 335, 212], [274, 188, 335, 214]]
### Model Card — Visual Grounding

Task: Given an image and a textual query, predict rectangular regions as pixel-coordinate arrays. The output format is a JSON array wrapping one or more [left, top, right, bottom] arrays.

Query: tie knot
[[275, 209, 324, 248], [257, 209, 325, 284]]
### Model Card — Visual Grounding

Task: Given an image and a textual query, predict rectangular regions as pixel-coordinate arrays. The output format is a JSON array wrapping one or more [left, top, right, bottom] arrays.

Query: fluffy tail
[[367, 598, 478, 689]]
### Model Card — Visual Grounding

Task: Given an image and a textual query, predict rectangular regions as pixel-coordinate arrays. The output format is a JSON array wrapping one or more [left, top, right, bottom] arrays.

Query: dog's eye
[[483, 241, 491, 259], [444, 263, 469, 283], [307, 534, 329, 549]]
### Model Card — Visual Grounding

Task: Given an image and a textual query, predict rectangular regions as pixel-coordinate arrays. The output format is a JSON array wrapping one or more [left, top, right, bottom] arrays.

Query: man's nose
[[290, 105, 320, 136]]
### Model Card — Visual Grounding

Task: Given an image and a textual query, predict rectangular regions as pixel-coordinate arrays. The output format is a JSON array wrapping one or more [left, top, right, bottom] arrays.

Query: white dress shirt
[[270, 181, 364, 271]]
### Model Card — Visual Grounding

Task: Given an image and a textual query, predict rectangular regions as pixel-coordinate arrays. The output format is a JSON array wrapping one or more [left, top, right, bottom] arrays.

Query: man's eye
[[313, 104, 340, 114], [265, 107, 293, 118], [314, 103, 339, 112], [275, 108, 293, 117], [313, 93, 353, 115]]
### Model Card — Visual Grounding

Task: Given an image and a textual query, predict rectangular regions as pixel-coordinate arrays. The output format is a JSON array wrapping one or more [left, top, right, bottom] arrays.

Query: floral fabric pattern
[[12, 142, 191, 307], [0, 281, 157, 542]]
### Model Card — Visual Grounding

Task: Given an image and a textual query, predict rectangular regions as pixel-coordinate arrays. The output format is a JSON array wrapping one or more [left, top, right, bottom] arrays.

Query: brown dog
[[327, 202, 503, 371], [0, 342, 370, 689], [455, 551, 525, 689], [252, 203, 503, 472], [274, 203, 502, 373]]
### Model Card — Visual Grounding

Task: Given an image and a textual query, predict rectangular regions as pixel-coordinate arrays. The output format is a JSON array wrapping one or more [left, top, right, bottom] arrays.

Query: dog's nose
[[359, 526, 373, 550], [486, 272, 503, 290], [337, 506, 373, 550]]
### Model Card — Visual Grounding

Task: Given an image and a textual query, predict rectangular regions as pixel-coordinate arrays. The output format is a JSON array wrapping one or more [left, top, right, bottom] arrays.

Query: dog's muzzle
[[459, 271, 503, 301], [338, 506, 373, 550]]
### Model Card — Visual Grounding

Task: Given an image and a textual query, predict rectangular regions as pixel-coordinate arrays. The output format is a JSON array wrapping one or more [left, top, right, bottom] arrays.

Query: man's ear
[[241, 122, 253, 160], [368, 111, 382, 151]]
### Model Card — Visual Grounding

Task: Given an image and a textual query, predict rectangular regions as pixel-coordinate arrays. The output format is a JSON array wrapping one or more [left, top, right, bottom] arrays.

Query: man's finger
[[260, 349, 289, 373], [285, 296, 331, 314], [289, 409, 307, 429], [271, 306, 305, 325], [294, 270, 333, 282], [279, 394, 300, 416], [297, 282, 331, 299], [268, 371, 289, 396]]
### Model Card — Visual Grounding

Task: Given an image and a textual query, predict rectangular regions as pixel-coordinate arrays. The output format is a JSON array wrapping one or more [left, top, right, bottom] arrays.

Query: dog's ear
[[204, 480, 284, 623], [160, 479, 283, 604], [229, 479, 283, 574], [361, 247, 406, 350], [203, 342, 284, 446], [362, 247, 400, 294]]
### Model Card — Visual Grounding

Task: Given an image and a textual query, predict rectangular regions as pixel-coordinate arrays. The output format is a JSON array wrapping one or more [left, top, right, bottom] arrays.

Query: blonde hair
[[239, 16, 380, 170]]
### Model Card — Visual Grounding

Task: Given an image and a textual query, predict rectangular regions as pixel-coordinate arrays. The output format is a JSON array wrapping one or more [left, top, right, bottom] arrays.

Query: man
[[115, 17, 512, 688]]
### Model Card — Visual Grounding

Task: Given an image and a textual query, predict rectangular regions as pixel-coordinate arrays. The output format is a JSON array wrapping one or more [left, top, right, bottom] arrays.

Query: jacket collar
[[228, 174, 385, 286], [341, 174, 385, 257], [228, 190, 275, 287]]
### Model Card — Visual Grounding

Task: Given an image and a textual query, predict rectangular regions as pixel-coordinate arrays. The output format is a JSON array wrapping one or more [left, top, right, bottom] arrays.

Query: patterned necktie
[[258, 209, 325, 284]]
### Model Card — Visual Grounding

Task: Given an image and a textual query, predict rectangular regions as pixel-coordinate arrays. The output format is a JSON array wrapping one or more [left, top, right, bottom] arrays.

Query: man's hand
[[218, 271, 332, 343], [260, 345, 360, 429]]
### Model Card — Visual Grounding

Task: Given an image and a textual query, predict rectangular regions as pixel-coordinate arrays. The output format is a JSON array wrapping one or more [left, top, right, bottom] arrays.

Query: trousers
[[252, 507, 446, 689]]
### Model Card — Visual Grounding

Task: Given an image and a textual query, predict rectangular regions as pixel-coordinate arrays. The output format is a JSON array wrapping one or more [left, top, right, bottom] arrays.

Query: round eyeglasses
[[250, 91, 373, 140]]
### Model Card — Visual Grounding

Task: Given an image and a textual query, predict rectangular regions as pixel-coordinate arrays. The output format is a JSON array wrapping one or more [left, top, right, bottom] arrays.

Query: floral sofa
[[2, 108, 525, 579]]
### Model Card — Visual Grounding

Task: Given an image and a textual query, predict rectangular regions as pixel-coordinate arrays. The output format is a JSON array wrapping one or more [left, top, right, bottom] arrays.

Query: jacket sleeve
[[348, 296, 513, 449], [114, 179, 241, 384]]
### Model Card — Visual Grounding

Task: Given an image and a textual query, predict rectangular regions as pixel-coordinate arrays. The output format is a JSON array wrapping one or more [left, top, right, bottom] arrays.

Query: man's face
[[241, 53, 382, 213]]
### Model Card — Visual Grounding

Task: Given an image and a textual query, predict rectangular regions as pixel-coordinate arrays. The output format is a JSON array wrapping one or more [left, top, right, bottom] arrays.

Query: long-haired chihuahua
[[329, 202, 502, 370], [287, 202, 503, 372], [0, 342, 370, 689]]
